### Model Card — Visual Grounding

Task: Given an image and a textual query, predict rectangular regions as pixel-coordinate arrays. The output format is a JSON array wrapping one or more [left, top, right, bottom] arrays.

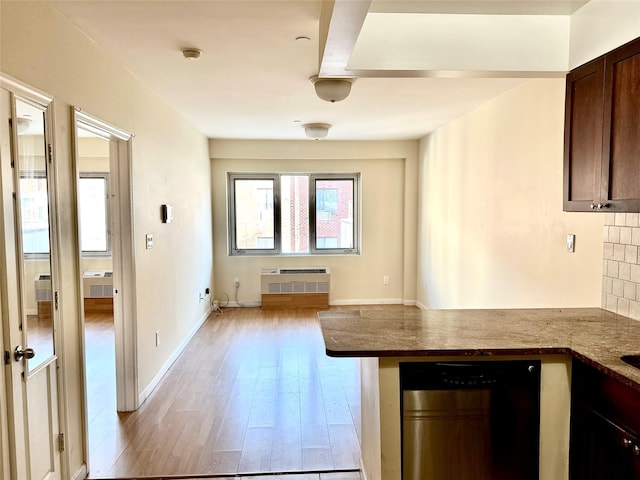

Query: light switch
[[567, 234, 575, 253], [161, 204, 173, 224], [146, 233, 154, 249]]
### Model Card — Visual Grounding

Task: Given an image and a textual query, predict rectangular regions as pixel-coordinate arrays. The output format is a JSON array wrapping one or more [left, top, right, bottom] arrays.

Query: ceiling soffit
[[320, 0, 588, 78]]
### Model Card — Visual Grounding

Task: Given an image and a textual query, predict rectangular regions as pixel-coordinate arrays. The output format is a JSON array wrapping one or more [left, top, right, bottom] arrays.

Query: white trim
[[0, 278, 10, 480], [415, 300, 428, 310], [138, 310, 210, 405], [71, 464, 87, 480], [227, 301, 262, 308], [330, 298, 406, 306], [74, 108, 131, 141], [360, 458, 369, 480], [110, 138, 139, 412], [71, 108, 138, 413], [71, 110, 138, 480], [0, 73, 52, 105], [231, 299, 412, 308]]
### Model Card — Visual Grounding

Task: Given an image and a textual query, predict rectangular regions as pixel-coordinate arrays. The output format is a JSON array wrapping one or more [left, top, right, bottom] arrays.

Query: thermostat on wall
[[161, 204, 173, 224]]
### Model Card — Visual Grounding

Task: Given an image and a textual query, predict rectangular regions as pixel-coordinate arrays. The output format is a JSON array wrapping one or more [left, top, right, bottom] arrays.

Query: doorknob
[[14, 345, 35, 362]]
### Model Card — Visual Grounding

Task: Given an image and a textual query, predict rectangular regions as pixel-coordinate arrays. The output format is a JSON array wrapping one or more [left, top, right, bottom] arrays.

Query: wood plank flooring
[[122, 473, 360, 480], [85, 307, 373, 479]]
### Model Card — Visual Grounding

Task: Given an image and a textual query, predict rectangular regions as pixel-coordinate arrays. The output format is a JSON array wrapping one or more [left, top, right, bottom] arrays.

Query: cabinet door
[[570, 406, 640, 479], [601, 37, 640, 211], [563, 58, 605, 212]]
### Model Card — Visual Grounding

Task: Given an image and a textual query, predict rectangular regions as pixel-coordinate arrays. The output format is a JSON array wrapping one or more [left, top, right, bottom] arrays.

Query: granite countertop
[[317, 307, 640, 391]]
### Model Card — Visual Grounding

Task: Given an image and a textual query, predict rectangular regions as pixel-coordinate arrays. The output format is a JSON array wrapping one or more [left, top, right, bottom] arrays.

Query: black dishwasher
[[400, 360, 541, 480]]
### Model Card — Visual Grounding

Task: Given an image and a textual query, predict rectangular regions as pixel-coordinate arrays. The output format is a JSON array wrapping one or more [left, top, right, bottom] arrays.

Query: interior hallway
[[84, 307, 367, 478]]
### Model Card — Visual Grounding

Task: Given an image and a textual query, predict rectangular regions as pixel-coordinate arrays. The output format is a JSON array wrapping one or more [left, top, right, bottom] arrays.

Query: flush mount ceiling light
[[182, 48, 202, 60], [310, 75, 354, 103], [302, 123, 331, 139], [16, 118, 32, 135]]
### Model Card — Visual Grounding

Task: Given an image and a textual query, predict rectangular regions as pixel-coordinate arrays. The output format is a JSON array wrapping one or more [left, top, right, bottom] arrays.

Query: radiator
[[83, 270, 114, 298], [34, 273, 52, 302], [260, 267, 330, 309], [34, 273, 53, 319]]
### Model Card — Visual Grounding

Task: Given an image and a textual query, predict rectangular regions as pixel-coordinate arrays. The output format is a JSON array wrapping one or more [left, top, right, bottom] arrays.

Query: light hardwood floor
[[85, 307, 372, 479]]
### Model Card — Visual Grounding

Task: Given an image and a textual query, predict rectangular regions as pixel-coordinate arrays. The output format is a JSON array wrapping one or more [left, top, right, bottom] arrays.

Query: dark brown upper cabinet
[[564, 37, 640, 212]]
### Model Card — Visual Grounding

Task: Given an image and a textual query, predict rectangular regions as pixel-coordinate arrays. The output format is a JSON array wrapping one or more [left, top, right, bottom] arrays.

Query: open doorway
[[75, 129, 116, 475], [71, 108, 137, 477]]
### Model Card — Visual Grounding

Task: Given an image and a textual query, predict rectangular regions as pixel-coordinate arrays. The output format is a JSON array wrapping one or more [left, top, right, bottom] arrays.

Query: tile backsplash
[[603, 213, 640, 320]]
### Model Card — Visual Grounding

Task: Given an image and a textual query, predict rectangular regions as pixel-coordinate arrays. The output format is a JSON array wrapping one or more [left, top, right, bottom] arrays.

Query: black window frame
[[228, 172, 360, 256]]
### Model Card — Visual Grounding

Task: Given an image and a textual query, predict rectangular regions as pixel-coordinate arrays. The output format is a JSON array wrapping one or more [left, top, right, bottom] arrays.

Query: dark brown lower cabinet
[[571, 405, 640, 479], [570, 360, 640, 479]]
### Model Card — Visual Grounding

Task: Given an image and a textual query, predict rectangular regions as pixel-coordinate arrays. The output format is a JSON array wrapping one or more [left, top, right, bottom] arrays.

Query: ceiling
[[50, 0, 588, 141]]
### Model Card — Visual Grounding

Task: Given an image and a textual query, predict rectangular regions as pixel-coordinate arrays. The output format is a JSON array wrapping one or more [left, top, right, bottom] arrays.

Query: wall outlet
[[199, 292, 204, 301], [234, 277, 240, 288], [383, 275, 390, 285], [155, 331, 160, 347]]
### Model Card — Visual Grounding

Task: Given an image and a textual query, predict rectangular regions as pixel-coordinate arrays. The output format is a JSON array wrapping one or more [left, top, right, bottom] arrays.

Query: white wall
[[417, 79, 604, 309], [210, 139, 418, 306], [569, 0, 640, 68], [1, 2, 213, 477]]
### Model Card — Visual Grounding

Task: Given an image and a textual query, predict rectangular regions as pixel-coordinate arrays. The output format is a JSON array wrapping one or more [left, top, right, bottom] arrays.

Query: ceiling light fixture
[[182, 48, 202, 60], [16, 118, 32, 135], [302, 123, 331, 139], [310, 75, 354, 103]]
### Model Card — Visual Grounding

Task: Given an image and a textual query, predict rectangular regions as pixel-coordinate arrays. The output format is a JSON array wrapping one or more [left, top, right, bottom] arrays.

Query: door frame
[[71, 108, 138, 413], [0, 72, 67, 480], [0, 243, 10, 480]]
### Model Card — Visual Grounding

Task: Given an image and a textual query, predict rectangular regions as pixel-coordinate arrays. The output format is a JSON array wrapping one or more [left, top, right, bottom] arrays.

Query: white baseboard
[[225, 298, 417, 308], [226, 300, 261, 308], [138, 307, 210, 405], [415, 300, 428, 310], [330, 298, 405, 306], [360, 458, 369, 480], [71, 463, 87, 480]]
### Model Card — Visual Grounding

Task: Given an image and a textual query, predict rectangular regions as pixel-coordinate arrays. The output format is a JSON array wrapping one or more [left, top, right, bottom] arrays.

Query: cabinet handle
[[634, 445, 640, 456], [590, 203, 597, 210], [623, 438, 633, 448], [597, 203, 609, 209]]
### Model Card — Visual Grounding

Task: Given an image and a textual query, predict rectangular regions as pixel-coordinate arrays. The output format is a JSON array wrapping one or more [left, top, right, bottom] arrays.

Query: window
[[20, 172, 50, 256], [316, 188, 338, 212], [228, 172, 359, 255], [78, 173, 111, 256]]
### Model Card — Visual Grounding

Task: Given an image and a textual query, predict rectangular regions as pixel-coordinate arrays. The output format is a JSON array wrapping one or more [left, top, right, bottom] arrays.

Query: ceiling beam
[[318, 0, 371, 77]]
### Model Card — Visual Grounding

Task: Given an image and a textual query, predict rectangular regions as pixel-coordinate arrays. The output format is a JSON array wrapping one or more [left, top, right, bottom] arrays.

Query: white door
[[0, 83, 63, 479]]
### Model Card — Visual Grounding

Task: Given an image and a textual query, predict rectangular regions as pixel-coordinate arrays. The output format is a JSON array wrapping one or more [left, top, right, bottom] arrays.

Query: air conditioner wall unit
[[260, 267, 330, 309], [83, 270, 114, 298], [34, 273, 53, 319], [83, 270, 114, 314]]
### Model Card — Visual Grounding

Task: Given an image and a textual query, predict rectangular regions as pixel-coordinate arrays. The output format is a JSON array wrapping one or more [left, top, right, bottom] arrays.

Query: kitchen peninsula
[[318, 307, 640, 480]]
